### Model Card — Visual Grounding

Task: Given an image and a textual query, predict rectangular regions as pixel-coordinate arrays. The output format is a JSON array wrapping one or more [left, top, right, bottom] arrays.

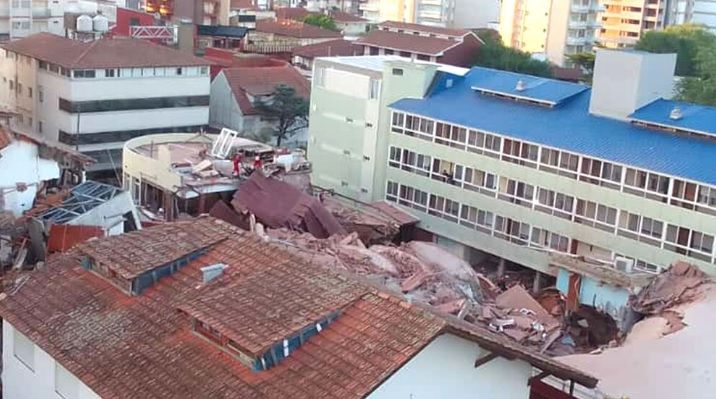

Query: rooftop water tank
[[92, 13, 108, 32], [76, 14, 93, 32]]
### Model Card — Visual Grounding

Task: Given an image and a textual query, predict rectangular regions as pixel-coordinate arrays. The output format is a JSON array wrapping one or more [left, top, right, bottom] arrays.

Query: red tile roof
[[221, 64, 310, 115], [378, 21, 470, 37], [76, 217, 232, 279], [330, 10, 368, 23], [0, 218, 597, 398], [275, 7, 310, 21], [355, 29, 462, 56], [292, 39, 361, 59], [2, 33, 209, 69], [256, 19, 342, 39]]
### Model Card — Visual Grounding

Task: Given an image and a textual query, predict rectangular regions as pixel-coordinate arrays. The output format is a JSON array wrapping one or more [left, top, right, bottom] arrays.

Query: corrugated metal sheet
[[390, 67, 716, 185], [47, 224, 104, 253], [630, 98, 716, 136]]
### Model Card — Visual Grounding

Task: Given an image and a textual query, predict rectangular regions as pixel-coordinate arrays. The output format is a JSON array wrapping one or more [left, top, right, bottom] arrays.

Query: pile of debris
[[266, 228, 561, 349], [629, 261, 709, 335]]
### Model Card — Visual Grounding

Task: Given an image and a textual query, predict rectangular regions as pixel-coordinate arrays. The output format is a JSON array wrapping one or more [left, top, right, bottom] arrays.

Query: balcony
[[566, 36, 589, 45]]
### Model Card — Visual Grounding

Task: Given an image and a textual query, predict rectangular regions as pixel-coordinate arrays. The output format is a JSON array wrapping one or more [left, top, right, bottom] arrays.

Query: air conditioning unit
[[614, 256, 634, 273]]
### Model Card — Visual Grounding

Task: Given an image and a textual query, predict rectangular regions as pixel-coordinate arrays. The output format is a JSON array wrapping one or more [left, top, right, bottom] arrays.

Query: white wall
[[69, 190, 140, 235], [209, 72, 246, 131], [590, 49, 676, 120], [368, 334, 532, 399], [0, 140, 59, 216], [3, 320, 101, 399]]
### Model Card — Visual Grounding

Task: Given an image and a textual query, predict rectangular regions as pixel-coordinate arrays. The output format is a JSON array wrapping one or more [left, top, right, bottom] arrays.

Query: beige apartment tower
[[499, 0, 600, 66], [599, 0, 667, 48]]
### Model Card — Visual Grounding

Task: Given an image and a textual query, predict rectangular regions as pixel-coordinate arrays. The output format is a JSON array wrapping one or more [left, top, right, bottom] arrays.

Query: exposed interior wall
[[0, 140, 59, 216]]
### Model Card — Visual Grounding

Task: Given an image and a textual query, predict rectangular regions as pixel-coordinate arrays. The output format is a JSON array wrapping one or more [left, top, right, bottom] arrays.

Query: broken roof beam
[[473, 352, 499, 368]]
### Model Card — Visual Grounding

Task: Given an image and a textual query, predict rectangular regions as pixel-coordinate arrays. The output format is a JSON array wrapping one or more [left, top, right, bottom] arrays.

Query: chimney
[[201, 263, 227, 283], [589, 49, 677, 120]]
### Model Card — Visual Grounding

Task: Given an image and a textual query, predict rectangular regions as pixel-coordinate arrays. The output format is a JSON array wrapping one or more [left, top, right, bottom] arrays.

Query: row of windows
[[37, 59, 208, 79], [59, 125, 205, 146], [390, 111, 716, 217], [385, 180, 570, 253], [386, 180, 662, 274], [388, 145, 716, 265], [58, 95, 209, 113]]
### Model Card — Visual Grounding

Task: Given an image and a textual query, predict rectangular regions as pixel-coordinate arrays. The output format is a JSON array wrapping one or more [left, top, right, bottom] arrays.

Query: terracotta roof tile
[[2, 33, 209, 69], [355, 29, 461, 56], [222, 65, 310, 115], [292, 39, 361, 59], [378, 21, 470, 37], [76, 217, 234, 279], [329, 11, 368, 23], [0, 217, 597, 397], [256, 19, 341, 39], [275, 7, 310, 21]]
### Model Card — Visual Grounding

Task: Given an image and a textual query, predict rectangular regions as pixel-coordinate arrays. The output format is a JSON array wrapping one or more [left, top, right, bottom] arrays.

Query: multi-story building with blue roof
[[308, 49, 716, 324]]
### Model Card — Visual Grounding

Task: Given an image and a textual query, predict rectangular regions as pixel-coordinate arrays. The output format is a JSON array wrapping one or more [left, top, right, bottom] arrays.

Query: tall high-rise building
[[598, 0, 667, 48], [360, 0, 497, 30], [499, 0, 601, 66], [666, 0, 716, 32]]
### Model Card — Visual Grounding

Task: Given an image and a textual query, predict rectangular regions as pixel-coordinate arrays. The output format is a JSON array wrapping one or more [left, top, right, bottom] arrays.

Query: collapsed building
[[0, 217, 598, 399], [122, 129, 310, 222]]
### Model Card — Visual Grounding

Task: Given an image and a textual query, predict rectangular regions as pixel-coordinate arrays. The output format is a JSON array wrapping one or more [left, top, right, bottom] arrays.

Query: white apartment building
[[0, 33, 210, 175], [667, 0, 716, 31], [499, 0, 601, 66]]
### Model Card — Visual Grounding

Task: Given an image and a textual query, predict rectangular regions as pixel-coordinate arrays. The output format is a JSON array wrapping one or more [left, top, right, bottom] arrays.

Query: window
[[13, 328, 34, 371], [369, 79, 380, 99], [58, 95, 209, 113], [105, 68, 116, 77], [176, 67, 183, 75], [575, 199, 617, 232], [38, 120, 42, 133], [200, 66, 208, 75], [55, 363, 79, 399], [27, 87, 32, 98], [690, 232, 714, 255], [386, 181, 398, 201], [17, 82, 22, 94], [392, 68, 403, 76], [73, 69, 95, 78]]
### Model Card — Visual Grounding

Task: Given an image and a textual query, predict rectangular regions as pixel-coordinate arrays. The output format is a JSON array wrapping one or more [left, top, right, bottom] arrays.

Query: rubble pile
[[629, 261, 709, 335], [266, 228, 562, 349]]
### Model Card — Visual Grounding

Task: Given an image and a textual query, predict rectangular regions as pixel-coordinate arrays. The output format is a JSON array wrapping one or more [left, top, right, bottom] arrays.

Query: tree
[[635, 24, 715, 77], [566, 52, 595, 74], [473, 36, 553, 78], [253, 85, 309, 147], [676, 41, 716, 106], [304, 14, 338, 31]]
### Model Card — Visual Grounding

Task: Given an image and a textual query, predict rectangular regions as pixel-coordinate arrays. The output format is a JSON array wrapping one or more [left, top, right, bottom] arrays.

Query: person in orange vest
[[253, 155, 263, 170], [232, 153, 242, 177]]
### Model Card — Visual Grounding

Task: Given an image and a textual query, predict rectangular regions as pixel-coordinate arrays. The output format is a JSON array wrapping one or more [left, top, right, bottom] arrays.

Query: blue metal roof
[[390, 67, 716, 186], [468, 67, 588, 106], [629, 98, 716, 137]]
